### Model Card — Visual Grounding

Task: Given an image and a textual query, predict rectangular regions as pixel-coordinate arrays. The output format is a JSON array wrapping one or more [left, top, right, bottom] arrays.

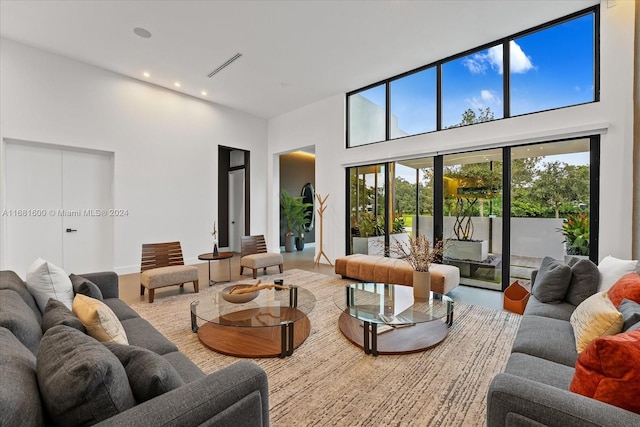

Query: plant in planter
[[389, 234, 445, 299], [280, 190, 312, 252], [353, 213, 385, 255], [559, 212, 589, 257]]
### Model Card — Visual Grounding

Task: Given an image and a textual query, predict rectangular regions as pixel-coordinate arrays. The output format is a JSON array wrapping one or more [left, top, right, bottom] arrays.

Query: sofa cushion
[[42, 298, 86, 334], [598, 255, 638, 292], [103, 298, 141, 321], [0, 289, 43, 355], [120, 317, 178, 355], [73, 294, 128, 344], [532, 256, 572, 304], [105, 342, 185, 403], [570, 291, 623, 353], [0, 327, 45, 426], [37, 325, 136, 426], [511, 315, 578, 367], [565, 258, 599, 306], [162, 351, 205, 383], [0, 270, 42, 322], [607, 272, 640, 307], [505, 352, 575, 390], [26, 257, 74, 312], [70, 273, 104, 301], [618, 299, 640, 332], [522, 295, 575, 321], [570, 329, 640, 414]]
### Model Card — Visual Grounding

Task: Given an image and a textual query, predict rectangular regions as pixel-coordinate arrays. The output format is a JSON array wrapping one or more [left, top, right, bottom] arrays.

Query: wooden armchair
[[140, 241, 199, 303], [240, 235, 284, 279]]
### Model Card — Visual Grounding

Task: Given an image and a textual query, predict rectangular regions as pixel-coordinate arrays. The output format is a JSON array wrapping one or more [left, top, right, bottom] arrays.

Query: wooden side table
[[198, 252, 233, 286]]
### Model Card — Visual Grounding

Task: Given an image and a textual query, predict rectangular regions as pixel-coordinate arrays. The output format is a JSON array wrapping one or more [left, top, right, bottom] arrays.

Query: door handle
[[231, 221, 235, 224], [66, 228, 77, 233]]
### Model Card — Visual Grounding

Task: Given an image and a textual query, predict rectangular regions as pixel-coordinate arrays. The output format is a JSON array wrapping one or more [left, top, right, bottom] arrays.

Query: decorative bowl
[[220, 284, 259, 303]]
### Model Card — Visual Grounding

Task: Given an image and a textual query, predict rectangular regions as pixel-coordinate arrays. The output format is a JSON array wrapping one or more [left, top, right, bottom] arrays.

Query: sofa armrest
[[95, 361, 269, 427], [79, 271, 119, 299], [487, 373, 640, 427]]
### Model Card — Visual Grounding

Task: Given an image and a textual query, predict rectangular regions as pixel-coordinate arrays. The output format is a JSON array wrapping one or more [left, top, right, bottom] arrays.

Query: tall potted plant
[[280, 190, 312, 252]]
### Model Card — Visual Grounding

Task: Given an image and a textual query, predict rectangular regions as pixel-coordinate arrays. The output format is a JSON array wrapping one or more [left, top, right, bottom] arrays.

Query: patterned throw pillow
[[72, 294, 128, 344], [570, 291, 623, 353], [570, 329, 640, 414]]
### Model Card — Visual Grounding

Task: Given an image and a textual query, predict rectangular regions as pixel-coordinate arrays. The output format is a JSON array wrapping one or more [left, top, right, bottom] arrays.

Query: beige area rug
[[130, 269, 521, 426]]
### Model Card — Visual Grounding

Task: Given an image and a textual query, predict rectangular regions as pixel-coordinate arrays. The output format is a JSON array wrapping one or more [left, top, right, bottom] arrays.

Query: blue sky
[[358, 12, 594, 136]]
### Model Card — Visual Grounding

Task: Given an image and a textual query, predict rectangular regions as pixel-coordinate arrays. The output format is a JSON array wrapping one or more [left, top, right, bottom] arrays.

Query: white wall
[[268, 2, 637, 264], [0, 38, 268, 275]]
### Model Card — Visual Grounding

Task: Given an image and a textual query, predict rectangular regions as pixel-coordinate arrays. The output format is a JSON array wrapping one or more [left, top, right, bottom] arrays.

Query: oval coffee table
[[334, 283, 454, 356], [191, 283, 315, 358]]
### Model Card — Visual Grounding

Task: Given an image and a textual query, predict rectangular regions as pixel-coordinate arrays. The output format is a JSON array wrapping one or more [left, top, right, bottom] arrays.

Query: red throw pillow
[[608, 272, 640, 307], [570, 329, 640, 414]]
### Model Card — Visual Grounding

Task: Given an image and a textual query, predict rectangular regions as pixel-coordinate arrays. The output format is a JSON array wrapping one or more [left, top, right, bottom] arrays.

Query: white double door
[[3, 140, 114, 275]]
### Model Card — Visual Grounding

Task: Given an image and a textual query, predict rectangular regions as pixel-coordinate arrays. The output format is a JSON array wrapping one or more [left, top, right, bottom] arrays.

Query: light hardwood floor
[[119, 244, 504, 311]]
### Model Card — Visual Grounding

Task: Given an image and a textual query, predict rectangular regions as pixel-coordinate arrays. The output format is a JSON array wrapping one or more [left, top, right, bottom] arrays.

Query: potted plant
[[389, 234, 445, 300], [352, 213, 385, 255], [559, 212, 589, 261], [280, 190, 312, 252]]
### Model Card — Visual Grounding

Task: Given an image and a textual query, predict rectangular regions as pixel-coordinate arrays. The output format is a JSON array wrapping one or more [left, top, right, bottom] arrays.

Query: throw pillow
[[69, 274, 104, 301], [42, 298, 86, 334], [570, 329, 640, 414], [565, 258, 599, 306], [105, 343, 185, 403], [607, 272, 640, 307], [25, 258, 74, 312], [532, 256, 572, 304], [0, 327, 45, 426], [72, 294, 128, 344], [37, 325, 135, 425], [618, 299, 640, 332], [570, 291, 624, 353], [0, 289, 43, 355], [598, 255, 638, 292]]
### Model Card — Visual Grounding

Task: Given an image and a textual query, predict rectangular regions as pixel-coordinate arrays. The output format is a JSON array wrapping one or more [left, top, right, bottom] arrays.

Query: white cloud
[[462, 41, 533, 75], [481, 90, 501, 104], [466, 89, 501, 110]]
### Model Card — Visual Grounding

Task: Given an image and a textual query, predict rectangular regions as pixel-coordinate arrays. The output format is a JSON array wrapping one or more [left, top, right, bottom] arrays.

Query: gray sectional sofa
[[487, 268, 640, 426], [0, 270, 269, 427]]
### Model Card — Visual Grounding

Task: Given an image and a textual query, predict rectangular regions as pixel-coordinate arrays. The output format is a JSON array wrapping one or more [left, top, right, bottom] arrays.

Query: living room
[[1, 1, 639, 426]]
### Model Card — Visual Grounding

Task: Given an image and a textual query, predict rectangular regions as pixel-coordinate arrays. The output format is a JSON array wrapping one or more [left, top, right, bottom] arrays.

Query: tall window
[[390, 68, 437, 138], [442, 45, 504, 129]]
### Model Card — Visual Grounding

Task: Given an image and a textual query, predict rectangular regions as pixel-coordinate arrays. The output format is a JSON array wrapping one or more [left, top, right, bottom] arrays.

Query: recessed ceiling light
[[201, 91, 207, 96], [133, 28, 152, 38], [143, 72, 150, 78], [174, 82, 181, 88]]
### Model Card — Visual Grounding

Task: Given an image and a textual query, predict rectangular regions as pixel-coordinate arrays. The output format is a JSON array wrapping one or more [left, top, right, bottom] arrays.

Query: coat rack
[[314, 193, 333, 267]]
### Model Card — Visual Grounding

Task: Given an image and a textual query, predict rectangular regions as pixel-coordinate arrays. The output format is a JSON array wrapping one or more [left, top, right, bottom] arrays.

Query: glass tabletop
[[334, 283, 453, 325], [191, 283, 316, 328]]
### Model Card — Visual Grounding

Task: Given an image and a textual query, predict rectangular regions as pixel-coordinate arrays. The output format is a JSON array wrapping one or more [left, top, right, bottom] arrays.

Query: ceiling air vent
[[207, 53, 242, 78]]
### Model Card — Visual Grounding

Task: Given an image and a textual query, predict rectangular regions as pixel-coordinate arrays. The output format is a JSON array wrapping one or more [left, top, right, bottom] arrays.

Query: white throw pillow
[[570, 291, 623, 353], [598, 255, 638, 292], [25, 258, 74, 312]]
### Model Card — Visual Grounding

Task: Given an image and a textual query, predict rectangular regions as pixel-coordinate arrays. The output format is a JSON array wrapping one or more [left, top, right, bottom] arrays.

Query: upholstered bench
[[140, 241, 199, 303], [240, 235, 284, 279], [335, 254, 460, 295]]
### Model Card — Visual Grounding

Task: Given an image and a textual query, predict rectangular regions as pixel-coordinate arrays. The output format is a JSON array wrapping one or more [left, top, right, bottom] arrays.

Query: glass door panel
[[443, 149, 503, 290], [349, 164, 386, 255], [509, 139, 591, 284]]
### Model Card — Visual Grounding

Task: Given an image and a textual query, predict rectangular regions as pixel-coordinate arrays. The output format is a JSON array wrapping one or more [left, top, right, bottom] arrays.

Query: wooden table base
[[338, 310, 448, 355], [197, 313, 311, 358]]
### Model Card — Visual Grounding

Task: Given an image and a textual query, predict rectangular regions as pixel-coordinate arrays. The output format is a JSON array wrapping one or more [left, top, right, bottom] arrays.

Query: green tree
[[531, 161, 589, 218], [447, 107, 495, 128]]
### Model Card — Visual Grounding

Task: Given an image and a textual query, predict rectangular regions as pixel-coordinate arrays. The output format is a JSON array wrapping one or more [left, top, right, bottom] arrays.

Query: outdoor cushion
[[105, 342, 185, 403], [531, 256, 572, 304], [37, 325, 135, 426]]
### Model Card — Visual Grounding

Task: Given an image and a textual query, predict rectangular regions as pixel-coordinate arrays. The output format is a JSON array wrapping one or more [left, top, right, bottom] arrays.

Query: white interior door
[[3, 140, 113, 275], [228, 169, 245, 252]]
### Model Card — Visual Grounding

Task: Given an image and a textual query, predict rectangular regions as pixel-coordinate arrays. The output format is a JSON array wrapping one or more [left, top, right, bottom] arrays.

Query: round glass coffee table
[[191, 283, 315, 358], [334, 283, 454, 356]]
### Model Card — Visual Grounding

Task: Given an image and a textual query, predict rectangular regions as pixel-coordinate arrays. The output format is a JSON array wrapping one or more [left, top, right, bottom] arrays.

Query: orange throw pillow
[[608, 272, 640, 307], [570, 329, 640, 414]]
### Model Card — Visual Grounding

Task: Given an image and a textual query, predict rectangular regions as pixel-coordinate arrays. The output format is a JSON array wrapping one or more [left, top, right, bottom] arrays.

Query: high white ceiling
[[0, 0, 598, 119]]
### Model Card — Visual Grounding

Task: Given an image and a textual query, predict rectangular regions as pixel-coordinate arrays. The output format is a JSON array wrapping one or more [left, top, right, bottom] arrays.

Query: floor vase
[[413, 270, 431, 300]]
